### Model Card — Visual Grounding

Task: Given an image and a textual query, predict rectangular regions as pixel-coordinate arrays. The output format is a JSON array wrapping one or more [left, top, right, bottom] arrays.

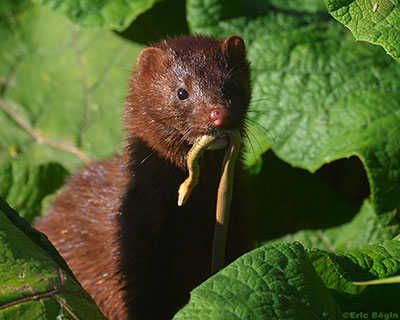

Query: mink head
[[125, 35, 251, 167]]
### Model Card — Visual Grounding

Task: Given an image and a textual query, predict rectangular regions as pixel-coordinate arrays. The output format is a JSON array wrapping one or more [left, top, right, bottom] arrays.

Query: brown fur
[[35, 35, 253, 319]]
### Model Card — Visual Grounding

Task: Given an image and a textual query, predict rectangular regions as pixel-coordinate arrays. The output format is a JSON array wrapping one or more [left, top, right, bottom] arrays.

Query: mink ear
[[136, 47, 165, 81], [222, 35, 246, 65]]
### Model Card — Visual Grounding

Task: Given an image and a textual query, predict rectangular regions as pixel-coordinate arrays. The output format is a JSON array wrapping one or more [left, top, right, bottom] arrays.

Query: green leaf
[[174, 234, 400, 319], [173, 242, 342, 320], [324, 0, 400, 62], [269, 0, 327, 13], [0, 0, 30, 23], [0, 198, 73, 277], [0, 162, 68, 222], [0, 3, 144, 172], [187, 0, 400, 215], [0, 198, 106, 319], [271, 200, 400, 251], [308, 238, 400, 311], [0, 2, 144, 215], [32, 0, 158, 31]]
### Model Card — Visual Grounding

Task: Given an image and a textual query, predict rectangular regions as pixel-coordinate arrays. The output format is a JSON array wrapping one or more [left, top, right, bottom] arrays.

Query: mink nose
[[210, 109, 231, 127]]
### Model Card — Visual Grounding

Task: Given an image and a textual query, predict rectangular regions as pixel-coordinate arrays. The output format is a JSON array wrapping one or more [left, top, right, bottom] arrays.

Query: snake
[[177, 129, 241, 274]]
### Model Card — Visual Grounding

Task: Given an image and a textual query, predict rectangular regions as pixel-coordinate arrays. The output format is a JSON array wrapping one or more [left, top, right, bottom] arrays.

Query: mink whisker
[[138, 151, 156, 166], [244, 118, 276, 146], [176, 127, 193, 147], [237, 108, 274, 118], [244, 123, 265, 153], [242, 130, 258, 163], [245, 109, 274, 116], [226, 58, 247, 79], [250, 97, 279, 103]]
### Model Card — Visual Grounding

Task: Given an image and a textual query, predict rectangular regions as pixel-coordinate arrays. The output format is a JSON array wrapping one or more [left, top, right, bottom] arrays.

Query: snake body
[[177, 130, 241, 274], [177, 135, 218, 206]]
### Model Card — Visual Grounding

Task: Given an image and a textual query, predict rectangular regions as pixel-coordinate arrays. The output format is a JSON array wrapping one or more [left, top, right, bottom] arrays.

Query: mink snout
[[210, 108, 231, 127]]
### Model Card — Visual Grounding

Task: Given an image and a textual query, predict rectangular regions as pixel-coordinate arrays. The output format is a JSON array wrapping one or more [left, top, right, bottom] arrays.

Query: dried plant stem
[[0, 98, 91, 164]]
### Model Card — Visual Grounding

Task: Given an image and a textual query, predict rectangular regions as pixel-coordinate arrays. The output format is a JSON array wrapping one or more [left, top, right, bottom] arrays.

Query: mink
[[35, 35, 253, 319]]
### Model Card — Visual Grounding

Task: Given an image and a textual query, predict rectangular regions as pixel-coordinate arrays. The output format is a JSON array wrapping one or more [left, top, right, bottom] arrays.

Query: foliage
[[324, 0, 400, 62], [33, 0, 158, 31], [0, 198, 106, 319], [174, 239, 400, 319], [175, 242, 342, 320], [1, 0, 400, 318]]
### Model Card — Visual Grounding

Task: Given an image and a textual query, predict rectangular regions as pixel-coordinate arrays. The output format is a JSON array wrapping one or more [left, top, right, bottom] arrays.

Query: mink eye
[[177, 88, 189, 100]]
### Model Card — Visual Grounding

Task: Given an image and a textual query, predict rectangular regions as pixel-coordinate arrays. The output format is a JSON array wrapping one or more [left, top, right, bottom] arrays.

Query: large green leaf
[[32, 0, 158, 31], [270, 0, 327, 12], [0, 198, 73, 277], [174, 239, 400, 319], [324, 0, 400, 62], [0, 2, 144, 215], [187, 0, 400, 215], [308, 238, 400, 312], [0, 2, 143, 171], [0, 198, 106, 319], [173, 242, 342, 320]]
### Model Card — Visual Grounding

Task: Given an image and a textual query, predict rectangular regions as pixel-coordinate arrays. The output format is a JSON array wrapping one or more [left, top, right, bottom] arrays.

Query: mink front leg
[[118, 192, 179, 319], [118, 156, 253, 319], [117, 145, 200, 319]]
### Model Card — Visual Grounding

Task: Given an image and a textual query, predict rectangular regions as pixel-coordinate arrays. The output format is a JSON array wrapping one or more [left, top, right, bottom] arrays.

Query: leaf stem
[[0, 98, 92, 164], [0, 268, 80, 320]]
